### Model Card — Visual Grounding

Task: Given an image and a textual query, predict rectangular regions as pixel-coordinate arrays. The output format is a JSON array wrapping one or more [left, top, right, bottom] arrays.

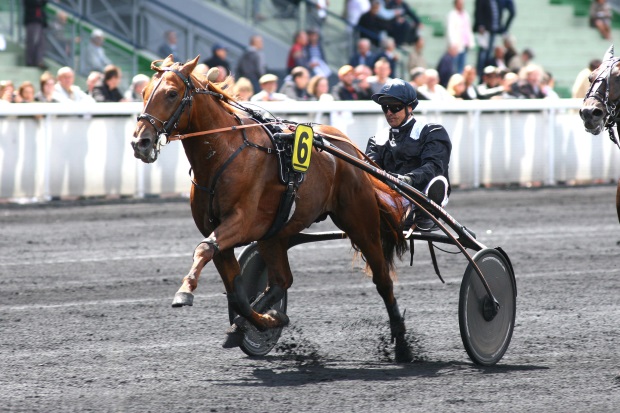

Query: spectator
[[386, 0, 423, 46], [158, 30, 183, 62], [0, 81, 16, 103], [373, 36, 400, 77], [92, 65, 126, 102], [23, 0, 48, 69], [447, 0, 475, 74], [502, 34, 518, 70], [436, 44, 459, 87], [53, 66, 95, 102], [572, 59, 602, 98], [499, 0, 516, 34], [590, 0, 612, 40], [306, 29, 331, 77], [233, 77, 254, 101], [204, 44, 231, 74], [49, 10, 71, 64], [236, 35, 266, 92], [345, 0, 371, 30], [474, 0, 501, 79], [279, 66, 312, 100], [357, 0, 391, 47], [84, 29, 112, 73], [193, 63, 210, 80], [286, 30, 310, 72], [273, 0, 299, 19], [418, 68, 453, 100], [508, 47, 534, 73], [17, 81, 36, 103], [307, 74, 334, 101], [462, 64, 479, 99], [349, 38, 375, 69], [367, 57, 392, 94], [331, 64, 362, 100], [446, 73, 466, 99], [250, 74, 291, 101], [308, 0, 329, 30], [407, 36, 428, 71], [477, 65, 504, 99], [513, 64, 545, 99], [124, 74, 150, 102], [498, 71, 522, 99], [542, 71, 559, 99], [354, 64, 374, 99], [492, 45, 507, 70], [85, 71, 102, 96], [34, 71, 58, 102], [409, 66, 429, 100]]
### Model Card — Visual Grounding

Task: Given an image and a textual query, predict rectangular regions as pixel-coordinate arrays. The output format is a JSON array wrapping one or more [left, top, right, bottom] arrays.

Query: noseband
[[137, 64, 223, 152]]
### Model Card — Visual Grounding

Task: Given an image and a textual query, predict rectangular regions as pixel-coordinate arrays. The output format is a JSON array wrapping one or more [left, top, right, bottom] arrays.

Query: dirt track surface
[[1, 186, 619, 412]]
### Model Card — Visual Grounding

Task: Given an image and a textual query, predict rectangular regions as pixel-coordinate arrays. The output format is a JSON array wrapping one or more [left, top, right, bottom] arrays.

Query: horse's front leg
[[171, 234, 219, 307]]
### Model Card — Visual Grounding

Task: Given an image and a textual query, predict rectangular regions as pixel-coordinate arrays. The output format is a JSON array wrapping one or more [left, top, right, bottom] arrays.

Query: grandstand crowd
[[1, 0, 612, 104]]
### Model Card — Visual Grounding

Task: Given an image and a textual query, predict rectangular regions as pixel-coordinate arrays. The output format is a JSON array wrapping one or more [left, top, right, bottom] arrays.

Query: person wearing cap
[[84, 29, 112, 74], [366, 78, 452, 230], [331, 64, 363, 100], [204, 44, 231, 74], [250, 74, 291, 101], [477, 65, 504, 99]]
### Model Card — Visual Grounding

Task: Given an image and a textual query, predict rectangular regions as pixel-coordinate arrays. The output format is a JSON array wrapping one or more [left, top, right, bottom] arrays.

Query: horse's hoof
[[222, 328, 244, 349], [171, 292, 193, 307], [266, 309, 289, 327], [394, 339, 414, 363]]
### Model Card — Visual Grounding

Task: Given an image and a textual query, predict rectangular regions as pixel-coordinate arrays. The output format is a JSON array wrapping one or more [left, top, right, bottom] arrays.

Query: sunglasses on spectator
[[381, 103, 405, 114]]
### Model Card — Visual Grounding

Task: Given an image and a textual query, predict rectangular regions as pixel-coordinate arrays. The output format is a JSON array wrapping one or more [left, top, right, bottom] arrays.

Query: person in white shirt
[[417, 69, 454, 100], [250, 74, 291, 102], [53, 66, 95, 103], [447, 0, 475, 74]]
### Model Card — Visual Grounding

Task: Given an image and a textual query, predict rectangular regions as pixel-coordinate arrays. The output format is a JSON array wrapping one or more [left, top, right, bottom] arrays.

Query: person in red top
[[286, 30, 309, 72]]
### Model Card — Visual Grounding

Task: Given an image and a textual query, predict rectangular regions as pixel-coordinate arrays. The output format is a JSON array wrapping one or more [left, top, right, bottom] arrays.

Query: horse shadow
[[221, 358, 548, 387]]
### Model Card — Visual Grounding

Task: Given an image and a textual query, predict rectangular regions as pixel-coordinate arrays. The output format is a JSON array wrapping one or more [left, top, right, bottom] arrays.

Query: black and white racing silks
[[365, 116, 452, 196]]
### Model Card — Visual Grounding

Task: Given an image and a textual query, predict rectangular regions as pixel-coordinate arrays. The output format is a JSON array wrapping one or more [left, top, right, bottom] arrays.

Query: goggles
[[381, 103, 405, 114]]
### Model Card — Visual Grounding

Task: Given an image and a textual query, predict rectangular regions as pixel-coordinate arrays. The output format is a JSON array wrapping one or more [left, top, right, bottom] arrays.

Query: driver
[[365, 78, 452, 231]]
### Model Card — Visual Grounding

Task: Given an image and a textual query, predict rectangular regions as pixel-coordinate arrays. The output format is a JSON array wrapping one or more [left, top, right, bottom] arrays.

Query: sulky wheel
[[459, 248, 516, 366], [228, 242, 287, 357]]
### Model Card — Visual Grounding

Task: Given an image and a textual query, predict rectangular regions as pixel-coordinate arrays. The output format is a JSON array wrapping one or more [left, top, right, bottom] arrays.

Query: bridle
[[584, 56, 620, 148], [136, 63, 223, 153]]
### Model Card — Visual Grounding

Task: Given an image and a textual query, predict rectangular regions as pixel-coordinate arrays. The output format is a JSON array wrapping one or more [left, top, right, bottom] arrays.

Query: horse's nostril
[[593, 108, 604, 118]]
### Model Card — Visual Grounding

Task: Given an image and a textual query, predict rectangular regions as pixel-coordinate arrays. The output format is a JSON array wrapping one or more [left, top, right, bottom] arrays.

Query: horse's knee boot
[[252, 285, 286, 313]]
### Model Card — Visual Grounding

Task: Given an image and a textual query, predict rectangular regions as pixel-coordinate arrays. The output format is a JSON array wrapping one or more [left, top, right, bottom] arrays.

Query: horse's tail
[[369, 175, 408, 278]]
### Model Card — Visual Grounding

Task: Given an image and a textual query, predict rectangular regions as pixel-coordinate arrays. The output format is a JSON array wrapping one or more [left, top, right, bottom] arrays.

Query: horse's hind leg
[[333, 214, 413, 362]]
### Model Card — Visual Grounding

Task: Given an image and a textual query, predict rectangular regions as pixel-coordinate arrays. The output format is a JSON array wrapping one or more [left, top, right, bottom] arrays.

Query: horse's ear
[[181, 56, 200, 76], [604, 44, 615, 61], [162, 54, 175, 67]]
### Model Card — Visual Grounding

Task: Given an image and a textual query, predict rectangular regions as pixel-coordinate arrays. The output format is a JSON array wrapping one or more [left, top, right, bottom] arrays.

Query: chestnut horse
[[580, 45, 620, 223], [130, 56, 413, 360]]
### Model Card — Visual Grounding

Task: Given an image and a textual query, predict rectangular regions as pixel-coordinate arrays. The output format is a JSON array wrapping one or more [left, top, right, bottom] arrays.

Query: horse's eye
[[168, 90, 179, 99]]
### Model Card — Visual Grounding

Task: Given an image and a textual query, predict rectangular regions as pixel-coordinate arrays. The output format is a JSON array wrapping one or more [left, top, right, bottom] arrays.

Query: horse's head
[[131, 55, 200, 163], [580, 45, 620, 135]]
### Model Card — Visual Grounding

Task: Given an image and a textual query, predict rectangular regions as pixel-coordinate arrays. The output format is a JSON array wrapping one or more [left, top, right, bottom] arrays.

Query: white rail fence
[[0, 99, 618, 201]]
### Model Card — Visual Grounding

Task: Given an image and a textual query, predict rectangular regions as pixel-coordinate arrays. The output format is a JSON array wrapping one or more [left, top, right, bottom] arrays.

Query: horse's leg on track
[[223, 238, 292, 347], [333, 213, 413, 362]]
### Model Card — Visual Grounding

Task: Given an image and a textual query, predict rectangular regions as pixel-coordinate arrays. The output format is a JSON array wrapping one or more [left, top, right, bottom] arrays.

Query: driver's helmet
[[371, 78, 418, 110]]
